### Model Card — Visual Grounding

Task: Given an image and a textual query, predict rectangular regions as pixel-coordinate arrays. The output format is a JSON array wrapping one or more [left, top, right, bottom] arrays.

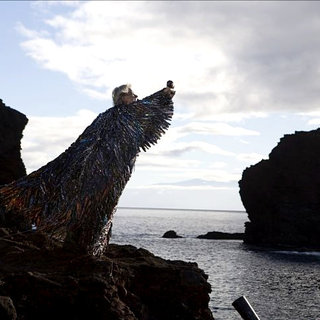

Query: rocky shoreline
[[0, 228, 214, 320]]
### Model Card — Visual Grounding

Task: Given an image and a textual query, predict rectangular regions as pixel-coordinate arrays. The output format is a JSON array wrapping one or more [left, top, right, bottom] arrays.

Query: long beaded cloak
[[0, 88, 174, 255]]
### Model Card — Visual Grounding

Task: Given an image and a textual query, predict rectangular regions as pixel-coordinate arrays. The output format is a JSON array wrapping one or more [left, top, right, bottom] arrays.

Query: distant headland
[[239, 129, 320, 251]]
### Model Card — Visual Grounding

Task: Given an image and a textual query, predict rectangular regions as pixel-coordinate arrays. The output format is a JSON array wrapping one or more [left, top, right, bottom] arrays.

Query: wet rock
[[162, 230, 183, 238], [197, 231, 244, 240], [0, 99, 28, 185], [239, 129, 320, 250]]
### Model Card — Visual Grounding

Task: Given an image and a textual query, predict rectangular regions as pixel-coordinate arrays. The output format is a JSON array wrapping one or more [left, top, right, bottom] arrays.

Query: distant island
[[197, 231, 244, 240], [119, 206, 246, 213]]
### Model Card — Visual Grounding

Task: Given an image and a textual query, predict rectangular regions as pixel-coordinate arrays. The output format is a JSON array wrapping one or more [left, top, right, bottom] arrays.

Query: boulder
[[0, 228, 214, 320], [162, 230, 183, 238], [0, 99, 28, 185], [239, 129, 320, 249], [197, 231, 244, 240]]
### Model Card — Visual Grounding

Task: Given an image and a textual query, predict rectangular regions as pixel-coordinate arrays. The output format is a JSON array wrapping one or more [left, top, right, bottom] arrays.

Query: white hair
[[112, 84, 131, 105]]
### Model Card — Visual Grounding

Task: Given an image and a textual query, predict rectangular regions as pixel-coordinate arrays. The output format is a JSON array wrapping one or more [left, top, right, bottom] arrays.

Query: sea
[[110, 207, 320, 320]]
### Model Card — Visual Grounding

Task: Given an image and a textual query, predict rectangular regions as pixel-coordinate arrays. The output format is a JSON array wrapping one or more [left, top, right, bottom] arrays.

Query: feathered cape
[[0, 88, 174, 255]]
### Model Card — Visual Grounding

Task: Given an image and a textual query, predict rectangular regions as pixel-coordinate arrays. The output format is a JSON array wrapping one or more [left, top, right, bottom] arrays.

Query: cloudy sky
[[1, 1, 320, 210]]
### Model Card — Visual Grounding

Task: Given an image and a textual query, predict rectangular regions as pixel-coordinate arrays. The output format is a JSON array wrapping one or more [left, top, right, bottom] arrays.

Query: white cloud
[[18, 1, 320, 117], [177, 122, 260, 136], [82, 88, 109, 100], [21, 109, 97, 173], [119, 185, 244, 210], [308, 118, 320, 125], [192, 111, 269, 123], [136, 165, 241, 183], [164, 141, 235, 157], [31, 1, 80, 9], [145, 120, 261, 154], [131, 184, 236, 191], [209, 162, 227, 169], [16, 22, 47, 39], [298, 111, 320, 118], [149, 177, 237, 189], [236, 152, 266, 164], [136, 154, 201, 169], [144, 140, 235, 158]]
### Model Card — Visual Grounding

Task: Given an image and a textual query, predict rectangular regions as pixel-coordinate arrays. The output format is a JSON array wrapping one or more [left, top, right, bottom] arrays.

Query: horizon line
[[118, 206, 247, 213]]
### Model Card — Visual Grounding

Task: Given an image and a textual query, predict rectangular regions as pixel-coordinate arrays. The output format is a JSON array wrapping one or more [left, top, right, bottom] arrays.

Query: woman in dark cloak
[[0, 81, 175, 256]]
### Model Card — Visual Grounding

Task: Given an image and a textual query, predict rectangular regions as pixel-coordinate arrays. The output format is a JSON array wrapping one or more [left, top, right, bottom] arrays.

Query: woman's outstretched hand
[[163, 80, 175, 98]]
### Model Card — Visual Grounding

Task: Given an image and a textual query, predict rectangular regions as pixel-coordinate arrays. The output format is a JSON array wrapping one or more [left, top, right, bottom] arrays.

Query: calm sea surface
[[110, 208, 320, 320]]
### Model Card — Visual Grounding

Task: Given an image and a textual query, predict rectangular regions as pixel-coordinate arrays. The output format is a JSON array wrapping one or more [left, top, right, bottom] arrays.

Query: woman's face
[[121, 89, 138, 105]]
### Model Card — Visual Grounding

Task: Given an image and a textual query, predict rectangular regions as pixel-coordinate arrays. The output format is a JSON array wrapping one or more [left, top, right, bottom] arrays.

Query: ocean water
[[110, 208, 320, 320]]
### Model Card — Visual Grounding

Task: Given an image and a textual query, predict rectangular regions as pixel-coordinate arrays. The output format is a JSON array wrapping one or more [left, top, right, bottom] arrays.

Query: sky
[[1, 1, 320, 211]]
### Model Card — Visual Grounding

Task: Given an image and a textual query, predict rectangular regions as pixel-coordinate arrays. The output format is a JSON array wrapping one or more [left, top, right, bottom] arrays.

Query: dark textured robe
[[0, 88, 174, 255]]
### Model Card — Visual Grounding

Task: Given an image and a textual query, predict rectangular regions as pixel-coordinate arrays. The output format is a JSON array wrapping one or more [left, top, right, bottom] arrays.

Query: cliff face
[[0, 99, 28, 185], [239, 129, 320, 249], [0, 228, 214, 320]]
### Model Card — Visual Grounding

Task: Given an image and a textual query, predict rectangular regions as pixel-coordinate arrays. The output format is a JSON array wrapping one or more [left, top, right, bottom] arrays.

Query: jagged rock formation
[[0, 228, 214, 320], [239, 129, 320, 249], [0, 99, 28, 185]]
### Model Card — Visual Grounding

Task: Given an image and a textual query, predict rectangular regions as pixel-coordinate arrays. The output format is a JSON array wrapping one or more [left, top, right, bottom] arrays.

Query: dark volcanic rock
[[197, 231, 244, 240], [239, 129, 320, 249], [0, 229, 214, 320], [162, 230, 183, 238], [0, 296, 17, 320], [0, 99, 28, 185]]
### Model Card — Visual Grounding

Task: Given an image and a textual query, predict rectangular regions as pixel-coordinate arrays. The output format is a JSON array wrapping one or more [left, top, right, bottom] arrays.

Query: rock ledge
[[0, 228, 214, 320]]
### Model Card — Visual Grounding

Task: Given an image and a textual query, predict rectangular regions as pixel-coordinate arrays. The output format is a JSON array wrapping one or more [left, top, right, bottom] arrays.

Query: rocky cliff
[[0, 228, 213, 320], [0, 99, 28, 185], [239, 129, 320, 249]]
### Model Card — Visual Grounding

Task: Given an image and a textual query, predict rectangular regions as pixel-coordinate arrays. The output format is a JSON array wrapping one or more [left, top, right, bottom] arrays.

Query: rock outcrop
[[0, 99, 28, 185], [162, 230, 183, 238], [239, 129, 320, 249], [0, 228, 214, 320], [197, 231, 244, 240]]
